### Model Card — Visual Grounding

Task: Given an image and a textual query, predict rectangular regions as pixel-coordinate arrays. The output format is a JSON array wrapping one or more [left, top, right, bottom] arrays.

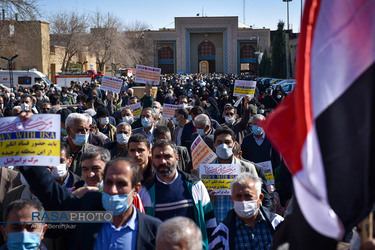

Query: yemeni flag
[[261, 0, 375, 242]]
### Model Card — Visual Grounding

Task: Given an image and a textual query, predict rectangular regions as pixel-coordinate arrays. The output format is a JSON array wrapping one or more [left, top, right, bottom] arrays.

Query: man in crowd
[[173, 108, 189, 146], [120, 107, 134, 125], [128, 134, 153, 184], [140, 139, 217, 249], [48, 143, 84, 190], [20, 93, 36, 113], [133, 107, 158, 144], [41, 102, 52, 114], [71, 145, 110, 197], [221, 95, 251, 144], [65, 113, 92, 175], [242, 114, 280, 168], [191, 114, 215, 149], [153, 126, 192, 173], [96, 106, 116, 142], [154, 101, 175, 134], [209, 173, 283, 249], [104, 122, 132, 159]]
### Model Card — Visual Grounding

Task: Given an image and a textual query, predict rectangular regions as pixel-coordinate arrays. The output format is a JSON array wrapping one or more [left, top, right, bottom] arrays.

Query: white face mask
[[225, 116, 236, 125], [116, 133, 130, 145], [122, 116, 134, 124], [52, 163, 68, 179], [233, 200, 259, 218], [100, 117, 109, 125], [21, 103, 30, 112]]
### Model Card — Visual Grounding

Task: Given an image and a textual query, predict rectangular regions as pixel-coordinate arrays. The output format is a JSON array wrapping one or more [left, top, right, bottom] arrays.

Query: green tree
[[259, 50, 271, 76], [271, 21, 286, 78]]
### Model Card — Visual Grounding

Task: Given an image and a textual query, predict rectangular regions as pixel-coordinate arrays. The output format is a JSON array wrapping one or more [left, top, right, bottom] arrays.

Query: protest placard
[[162, 104, 182, 120], [233, 80, 256, 97], [199, 164, 240, 195], [100, 75, 123, 94], [0, 114, 61, 167], [256, 161, 275, 185], [125, 103, 143, 119], [135, 65, 161, 85], [190, 135, 217, 169]]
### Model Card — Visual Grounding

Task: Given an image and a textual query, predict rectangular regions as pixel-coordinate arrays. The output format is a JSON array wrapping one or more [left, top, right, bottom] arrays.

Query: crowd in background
[[0, 73, 299, 250]]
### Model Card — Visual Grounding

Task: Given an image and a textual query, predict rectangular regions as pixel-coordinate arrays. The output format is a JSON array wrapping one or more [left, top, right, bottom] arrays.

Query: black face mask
[[128, 93, 133, 97]]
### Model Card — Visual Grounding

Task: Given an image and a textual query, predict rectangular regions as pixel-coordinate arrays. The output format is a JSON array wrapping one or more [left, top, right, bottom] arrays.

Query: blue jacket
[[19, 166, 161, 250]]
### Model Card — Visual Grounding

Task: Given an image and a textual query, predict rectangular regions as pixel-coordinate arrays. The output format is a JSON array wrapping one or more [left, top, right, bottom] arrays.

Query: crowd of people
[[0, 73, 364, 250]]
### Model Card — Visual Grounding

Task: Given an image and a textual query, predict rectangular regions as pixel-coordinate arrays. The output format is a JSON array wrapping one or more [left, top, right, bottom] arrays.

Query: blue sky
[[39, 0, 304, 32]]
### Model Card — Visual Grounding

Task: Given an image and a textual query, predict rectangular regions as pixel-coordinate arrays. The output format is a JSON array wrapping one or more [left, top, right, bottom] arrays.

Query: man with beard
[[140, 140, 216, 250]]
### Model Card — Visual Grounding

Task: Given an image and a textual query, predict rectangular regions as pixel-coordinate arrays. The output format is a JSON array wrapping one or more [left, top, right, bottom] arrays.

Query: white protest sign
[[0, 114, 61, 167], [135, 65, 161, 85], [162, 104, 182, 120], [100, 75, 123, 94], [233, 80, 256, 97], [199, 164, 240, 195]]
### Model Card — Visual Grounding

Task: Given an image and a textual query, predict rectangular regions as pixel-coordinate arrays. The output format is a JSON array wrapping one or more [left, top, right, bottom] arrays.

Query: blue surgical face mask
[[101, 191, 133, 216], [173, 117, 179, 125], [141, 118, 152, 128], [72, 133, 89, 146], [252, 125, 263, 135], [6, 228, 43, 250], [215, 143, 233, 160], [197, 129, 206, 136], [188, 115, 192, 121]]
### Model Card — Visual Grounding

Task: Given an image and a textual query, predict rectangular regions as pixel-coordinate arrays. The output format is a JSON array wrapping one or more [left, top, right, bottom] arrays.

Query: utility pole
[[283, 0, 292, 79]]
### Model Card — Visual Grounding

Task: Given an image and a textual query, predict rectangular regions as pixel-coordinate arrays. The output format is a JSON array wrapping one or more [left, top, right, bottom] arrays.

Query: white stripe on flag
[[297, 123, 344, 239]]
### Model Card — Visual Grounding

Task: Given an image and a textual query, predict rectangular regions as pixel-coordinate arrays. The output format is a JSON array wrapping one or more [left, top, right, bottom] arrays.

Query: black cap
[[96, 106, 109, 118]]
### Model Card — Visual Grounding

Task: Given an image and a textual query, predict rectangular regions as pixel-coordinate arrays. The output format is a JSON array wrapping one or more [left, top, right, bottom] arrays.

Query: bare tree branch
[[0, 0, 39, 20]]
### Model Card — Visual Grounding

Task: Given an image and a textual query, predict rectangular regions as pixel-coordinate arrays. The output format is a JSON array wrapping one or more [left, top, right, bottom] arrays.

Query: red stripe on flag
[[260, 0, 322, 175]]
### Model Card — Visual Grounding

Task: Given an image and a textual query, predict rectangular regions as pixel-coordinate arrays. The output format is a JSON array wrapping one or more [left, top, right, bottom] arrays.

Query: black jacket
[[19, 166, 161, 250]]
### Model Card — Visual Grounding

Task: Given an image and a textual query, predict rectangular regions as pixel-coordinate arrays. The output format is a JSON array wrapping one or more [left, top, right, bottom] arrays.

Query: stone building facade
[[144, 16, 271, 74]]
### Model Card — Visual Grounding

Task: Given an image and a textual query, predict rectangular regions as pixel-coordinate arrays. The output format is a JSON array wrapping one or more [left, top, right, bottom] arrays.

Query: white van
[[0, 69, 54, 89]]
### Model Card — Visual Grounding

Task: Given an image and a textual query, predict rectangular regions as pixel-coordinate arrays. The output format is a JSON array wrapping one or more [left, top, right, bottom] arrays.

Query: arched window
[[198, 40, 215, 56], [240, 44, 255, 59], [158, 46, 173, 60]]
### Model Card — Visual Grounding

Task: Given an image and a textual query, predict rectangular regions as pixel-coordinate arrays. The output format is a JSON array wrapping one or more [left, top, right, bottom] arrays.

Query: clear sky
[[39, 0, 304, 32]]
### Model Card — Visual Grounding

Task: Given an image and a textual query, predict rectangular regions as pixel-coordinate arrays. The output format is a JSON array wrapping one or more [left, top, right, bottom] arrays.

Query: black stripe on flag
[[315, 62, 375, 230]]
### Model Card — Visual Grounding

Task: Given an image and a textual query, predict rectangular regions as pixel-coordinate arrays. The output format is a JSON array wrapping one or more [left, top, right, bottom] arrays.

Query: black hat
[[57, 109, 73, 123], [96, 106, 109, 118]]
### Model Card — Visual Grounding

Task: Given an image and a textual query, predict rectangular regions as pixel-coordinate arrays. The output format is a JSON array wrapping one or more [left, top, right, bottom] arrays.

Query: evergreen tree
[[271, 21, 286, 78], [259, 50, 272, 76]]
